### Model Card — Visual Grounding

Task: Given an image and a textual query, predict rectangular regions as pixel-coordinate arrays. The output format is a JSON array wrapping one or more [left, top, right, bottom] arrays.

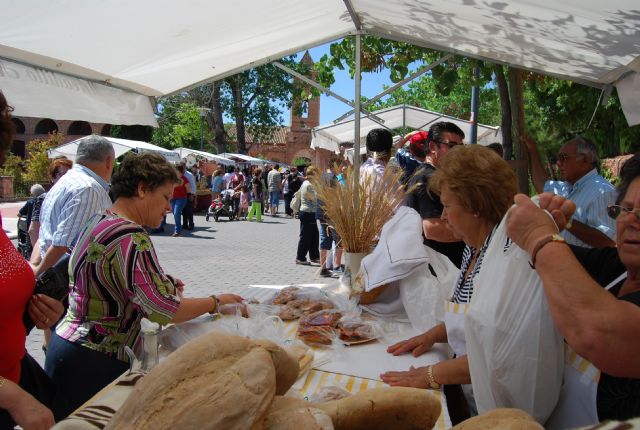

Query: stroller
[[206, 189, 236, 222], [17, 214, 32, 259]]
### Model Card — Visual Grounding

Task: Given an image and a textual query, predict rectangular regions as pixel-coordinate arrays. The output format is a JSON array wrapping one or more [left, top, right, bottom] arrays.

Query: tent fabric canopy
[[1, 1, 639, 125], [174, 147, 236, 166], [219, 153, 268, 165], [49, 136, 181, 163], [311, 104, 501, 152]]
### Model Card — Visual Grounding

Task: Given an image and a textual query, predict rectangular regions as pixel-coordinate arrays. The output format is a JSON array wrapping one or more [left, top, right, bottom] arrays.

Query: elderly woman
[[507, 153, 640, 426], [380, 145, 518, 416], [44, 152, 244, 418], [296, 165, 320, 265]]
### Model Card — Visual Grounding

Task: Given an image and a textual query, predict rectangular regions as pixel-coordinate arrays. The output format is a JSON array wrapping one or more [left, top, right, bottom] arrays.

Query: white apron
[[444, 300, 476, 414], [545, 272, 626, 429]]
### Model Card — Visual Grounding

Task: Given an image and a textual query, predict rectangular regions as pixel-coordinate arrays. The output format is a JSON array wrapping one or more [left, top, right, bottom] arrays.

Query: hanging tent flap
[[49, 136, 180, 163]]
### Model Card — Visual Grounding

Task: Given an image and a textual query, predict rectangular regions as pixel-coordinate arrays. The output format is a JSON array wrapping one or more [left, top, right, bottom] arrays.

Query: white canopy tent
[[1, 1, 639, 127], [311, 105, 502, 153], [173, 147, 236, 166], [219, 153, 268, 166], [48, 136, 181, 163]]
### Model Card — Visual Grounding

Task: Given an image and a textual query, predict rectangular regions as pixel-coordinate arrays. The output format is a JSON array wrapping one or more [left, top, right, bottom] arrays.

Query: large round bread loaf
[[260, 407, 334, 430], [106, 332, 296, 430], [451, 408, 544, 429]]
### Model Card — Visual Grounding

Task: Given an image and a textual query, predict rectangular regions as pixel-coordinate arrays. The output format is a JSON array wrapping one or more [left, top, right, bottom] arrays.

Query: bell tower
[[290, 51, 320, 134]]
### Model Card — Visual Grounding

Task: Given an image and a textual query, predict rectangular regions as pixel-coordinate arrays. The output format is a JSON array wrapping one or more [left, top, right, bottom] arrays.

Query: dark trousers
[[0, 353, 61, 429], [284, 192, 292, 216], [45, 331, 129, 419], [296, 211, 319, 261], [182, 194, 195, 229]]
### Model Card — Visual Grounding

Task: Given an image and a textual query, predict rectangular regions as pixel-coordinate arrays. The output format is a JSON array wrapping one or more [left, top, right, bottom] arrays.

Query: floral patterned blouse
[[56, 211, 180, 362]]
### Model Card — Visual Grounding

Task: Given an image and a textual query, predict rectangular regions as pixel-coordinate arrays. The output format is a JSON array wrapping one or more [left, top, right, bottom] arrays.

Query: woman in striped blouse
[[381, 145, 518, 418], [44, 152, 244, 419]]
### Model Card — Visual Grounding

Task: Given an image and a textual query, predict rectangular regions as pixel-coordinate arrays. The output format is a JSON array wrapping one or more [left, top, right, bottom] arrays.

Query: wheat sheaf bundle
[[311, 167, 405, 253]]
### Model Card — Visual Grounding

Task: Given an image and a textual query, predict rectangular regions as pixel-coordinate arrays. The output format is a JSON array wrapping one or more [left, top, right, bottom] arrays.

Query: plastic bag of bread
[[106, 332, 298, 430], [266, 286, 337, 321]]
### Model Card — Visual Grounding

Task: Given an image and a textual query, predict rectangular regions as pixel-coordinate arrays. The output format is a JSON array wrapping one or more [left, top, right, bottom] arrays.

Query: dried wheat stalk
[[311, 167, 405, 253]]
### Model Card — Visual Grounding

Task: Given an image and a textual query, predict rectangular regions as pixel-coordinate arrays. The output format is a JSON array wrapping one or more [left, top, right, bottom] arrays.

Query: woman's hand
[[507, 193, 575, 255], [217, 294, 247, 317], [387, 332, 434, 357], [3, 381, 55, 430], [380, 366, 429, 388], [28, 295, 64, 329]]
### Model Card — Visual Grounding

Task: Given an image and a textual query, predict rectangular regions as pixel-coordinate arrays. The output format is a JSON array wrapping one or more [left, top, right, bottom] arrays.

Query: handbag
[[290, 189, 302, 213], [23, 253, 71, 334]]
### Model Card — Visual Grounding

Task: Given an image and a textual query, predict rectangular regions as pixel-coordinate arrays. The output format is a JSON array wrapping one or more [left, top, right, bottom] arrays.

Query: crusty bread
[[317, 387, 441, 430], [451, 408, 544, 430], [253, 338, 299, 394], [261, 407, 334, 430], [106, 332, 282, 430]]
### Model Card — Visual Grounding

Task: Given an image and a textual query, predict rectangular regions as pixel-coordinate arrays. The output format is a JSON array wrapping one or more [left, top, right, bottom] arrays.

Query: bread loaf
[[106, 332, 294, 430], [450, 408, 544, 430], [261, 407, 334, 430], [317, 387, 441, 430]]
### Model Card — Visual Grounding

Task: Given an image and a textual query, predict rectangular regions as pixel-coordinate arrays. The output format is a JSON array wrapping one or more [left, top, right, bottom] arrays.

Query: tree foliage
[[151, 97, 211, 150]]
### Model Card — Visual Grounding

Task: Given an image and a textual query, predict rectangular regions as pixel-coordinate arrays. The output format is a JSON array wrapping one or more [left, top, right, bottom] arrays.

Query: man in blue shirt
[[526, 135, 616, 248], [395, 130, 428, 184]]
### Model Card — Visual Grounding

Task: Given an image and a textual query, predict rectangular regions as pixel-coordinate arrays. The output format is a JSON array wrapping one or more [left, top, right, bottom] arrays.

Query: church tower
[[288, 51, 320, 146]]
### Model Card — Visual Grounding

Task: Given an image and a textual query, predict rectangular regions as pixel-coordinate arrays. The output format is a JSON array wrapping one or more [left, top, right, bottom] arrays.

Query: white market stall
[[173, 147, 236, 166], [311, 104, 502, 154], [219, 152, 268, 166], [48, 136, 181, 163]]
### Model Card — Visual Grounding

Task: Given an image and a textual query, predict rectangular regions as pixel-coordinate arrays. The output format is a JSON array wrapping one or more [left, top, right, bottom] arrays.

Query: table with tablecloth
[[52, 285, 451, 429]]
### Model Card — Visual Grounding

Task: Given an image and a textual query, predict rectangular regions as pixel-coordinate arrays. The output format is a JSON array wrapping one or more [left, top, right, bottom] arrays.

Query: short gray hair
[[30, 183, 46, 197], [75, 135, 115, 165], [572, 136, 599, 167]]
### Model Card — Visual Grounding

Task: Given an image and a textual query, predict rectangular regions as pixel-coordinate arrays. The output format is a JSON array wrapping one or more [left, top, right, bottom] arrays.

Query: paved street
[[0, 201, 339, 367]]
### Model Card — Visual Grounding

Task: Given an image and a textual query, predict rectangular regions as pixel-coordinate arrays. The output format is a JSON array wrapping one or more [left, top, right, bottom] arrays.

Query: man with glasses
[[526, 135, 616, 248], [406, 122, 466, 268]]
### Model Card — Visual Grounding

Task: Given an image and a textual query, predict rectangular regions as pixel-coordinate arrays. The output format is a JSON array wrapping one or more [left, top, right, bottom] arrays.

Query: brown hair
[[48, 157, 73, 180], [0, 91, 16, 166], [214, 168, 223, 177], [110, 152, 179, 200], [430, 145, 518, 224]]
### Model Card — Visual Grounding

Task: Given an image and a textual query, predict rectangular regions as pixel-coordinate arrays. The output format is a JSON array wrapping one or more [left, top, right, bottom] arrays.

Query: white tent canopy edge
[[48, 136, 181, 163], [173, 147, 236, 166]]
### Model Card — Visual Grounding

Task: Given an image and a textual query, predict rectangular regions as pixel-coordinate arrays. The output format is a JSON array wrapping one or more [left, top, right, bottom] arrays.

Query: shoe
[[331, 267, 344, 276], [320, 268, 333, 277], [172, 233, 181, 237], [310, 258, 320, 264], [295, 259, 311, 265]]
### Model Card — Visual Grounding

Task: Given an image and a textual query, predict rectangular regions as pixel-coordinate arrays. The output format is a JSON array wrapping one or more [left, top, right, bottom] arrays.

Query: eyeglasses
[[607, 205, 640, 221], [557, 153, 582, 162], [438, 140, 462, 149]]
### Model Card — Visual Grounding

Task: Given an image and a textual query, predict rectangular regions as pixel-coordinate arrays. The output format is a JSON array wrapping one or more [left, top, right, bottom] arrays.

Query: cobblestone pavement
[[23, 207, 339, 367]]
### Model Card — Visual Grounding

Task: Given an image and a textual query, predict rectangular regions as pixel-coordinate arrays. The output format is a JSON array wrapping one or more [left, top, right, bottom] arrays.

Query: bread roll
[[451, 408, 544, 430], [261, 407, 334, 430]]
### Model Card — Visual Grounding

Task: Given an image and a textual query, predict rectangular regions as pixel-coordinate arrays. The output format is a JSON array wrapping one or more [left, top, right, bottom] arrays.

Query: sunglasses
[[438, 140, 462, 149], [607, 205, 640, 221]]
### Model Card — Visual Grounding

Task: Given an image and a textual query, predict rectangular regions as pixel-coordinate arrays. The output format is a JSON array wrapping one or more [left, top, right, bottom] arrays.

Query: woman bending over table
[[45, 152, 244, 418], [380, 145, 518, 416]]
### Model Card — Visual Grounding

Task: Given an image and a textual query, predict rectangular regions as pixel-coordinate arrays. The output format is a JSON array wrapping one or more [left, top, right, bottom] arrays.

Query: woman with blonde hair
[[295, 165, 320, 265], [381, 145, 518, 418]]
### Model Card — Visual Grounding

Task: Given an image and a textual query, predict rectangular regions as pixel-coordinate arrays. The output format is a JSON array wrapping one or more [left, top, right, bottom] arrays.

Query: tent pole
[[469, 65, 480, 143], [353, 33, 362, 195]]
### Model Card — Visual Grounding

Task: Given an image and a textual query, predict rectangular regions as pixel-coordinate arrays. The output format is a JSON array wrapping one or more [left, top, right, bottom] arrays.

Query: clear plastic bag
[[266, 286, 338, 321], [465, 215, 564, 424]]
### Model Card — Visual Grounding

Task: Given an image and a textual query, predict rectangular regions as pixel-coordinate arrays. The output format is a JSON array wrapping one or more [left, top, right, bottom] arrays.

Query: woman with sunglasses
[[507, 153, 640, 428]]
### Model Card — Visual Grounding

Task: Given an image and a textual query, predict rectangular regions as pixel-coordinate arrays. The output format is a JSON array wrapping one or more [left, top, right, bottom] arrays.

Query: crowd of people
[[2, 81, 640, 430]]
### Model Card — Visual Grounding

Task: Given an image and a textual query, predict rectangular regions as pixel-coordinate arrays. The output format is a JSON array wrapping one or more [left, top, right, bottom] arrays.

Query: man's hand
[[28, 295, 64, 329]]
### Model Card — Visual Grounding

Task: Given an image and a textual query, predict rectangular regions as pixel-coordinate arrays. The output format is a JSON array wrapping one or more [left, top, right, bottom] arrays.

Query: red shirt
[[0, 228, 34, 382], [172, 175, 189, 199]]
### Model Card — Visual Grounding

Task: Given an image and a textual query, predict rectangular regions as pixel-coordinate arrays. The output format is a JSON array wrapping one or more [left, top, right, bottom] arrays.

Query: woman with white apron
[[380, 145, 519, 422]]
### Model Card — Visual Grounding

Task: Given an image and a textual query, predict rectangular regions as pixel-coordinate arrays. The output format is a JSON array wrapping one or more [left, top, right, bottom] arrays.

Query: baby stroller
[[17, 214, 32, 259], [206, 189, 236, 222]]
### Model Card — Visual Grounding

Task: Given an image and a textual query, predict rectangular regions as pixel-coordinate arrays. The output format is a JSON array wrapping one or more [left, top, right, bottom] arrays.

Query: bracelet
[[208, 295, 219, 315], [425, 365, 441, 390], [0, 376, 5, 389], [529, 234, 566, 269]]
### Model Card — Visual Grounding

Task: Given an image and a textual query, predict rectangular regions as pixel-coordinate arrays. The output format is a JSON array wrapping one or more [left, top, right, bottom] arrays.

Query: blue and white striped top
[[544, 169, 616, 247], [39, 164, 112, 257]]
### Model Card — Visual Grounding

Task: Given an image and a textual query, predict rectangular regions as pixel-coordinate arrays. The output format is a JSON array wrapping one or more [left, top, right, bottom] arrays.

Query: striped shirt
[[451, 227, 510, 304], [544, 169, 616, 247], [56, 212, 181, 361], [39, 164, 112, 257]]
